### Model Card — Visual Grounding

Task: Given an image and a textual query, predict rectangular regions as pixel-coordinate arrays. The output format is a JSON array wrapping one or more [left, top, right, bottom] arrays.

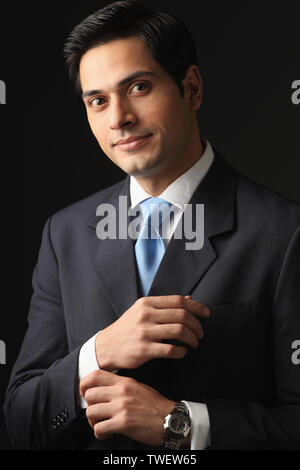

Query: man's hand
[[80, 369, 176, 446], [95, 295, 210, 371]]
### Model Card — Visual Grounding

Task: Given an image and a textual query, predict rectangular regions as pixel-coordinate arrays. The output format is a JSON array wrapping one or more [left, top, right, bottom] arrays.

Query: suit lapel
[[148, 150, 238, 296], [88, 177, 139, 318]]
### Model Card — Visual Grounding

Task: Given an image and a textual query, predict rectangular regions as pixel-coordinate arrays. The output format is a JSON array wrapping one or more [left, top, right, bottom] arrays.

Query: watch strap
[[164, 436, 182, 449], [172, 402, 189, 415]]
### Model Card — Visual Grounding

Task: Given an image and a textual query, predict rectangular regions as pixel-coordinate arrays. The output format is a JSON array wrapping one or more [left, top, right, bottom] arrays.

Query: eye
[[130, 82, 150, 94], [88, 97, 106, 108]]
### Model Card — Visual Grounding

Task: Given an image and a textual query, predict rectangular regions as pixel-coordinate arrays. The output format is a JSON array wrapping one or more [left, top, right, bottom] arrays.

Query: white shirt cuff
[[78, 332, 119, 408], [182, 400, 211, 450], [78, 332, 100, 408]]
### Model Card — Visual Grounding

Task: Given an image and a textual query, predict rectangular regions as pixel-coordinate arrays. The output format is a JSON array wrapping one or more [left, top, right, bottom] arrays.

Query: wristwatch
[[163, 401, 191, 449]]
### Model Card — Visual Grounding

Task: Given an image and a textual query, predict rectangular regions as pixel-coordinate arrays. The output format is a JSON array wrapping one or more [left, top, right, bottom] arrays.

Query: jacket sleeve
[[3, 216, 88, 449], [205, 225, 300, 449]]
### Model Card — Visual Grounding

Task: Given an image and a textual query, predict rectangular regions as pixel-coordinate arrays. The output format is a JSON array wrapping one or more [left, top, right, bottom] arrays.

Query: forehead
[[79, 36, 164, 92]]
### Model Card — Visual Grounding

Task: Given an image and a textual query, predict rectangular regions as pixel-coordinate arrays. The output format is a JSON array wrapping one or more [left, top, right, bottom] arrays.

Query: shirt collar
[[130, 139, 214, 211]]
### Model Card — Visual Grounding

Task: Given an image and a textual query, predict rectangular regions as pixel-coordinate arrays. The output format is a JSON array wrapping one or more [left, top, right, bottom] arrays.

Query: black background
[[0, 0, 299, 450]]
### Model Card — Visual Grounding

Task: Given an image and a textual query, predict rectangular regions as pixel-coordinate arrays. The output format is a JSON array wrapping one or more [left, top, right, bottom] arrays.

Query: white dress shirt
[[78, 139, 214, 450]]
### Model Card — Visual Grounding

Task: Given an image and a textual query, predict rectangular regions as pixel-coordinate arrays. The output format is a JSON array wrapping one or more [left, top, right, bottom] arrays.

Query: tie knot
[[139, 197, 172, 229]]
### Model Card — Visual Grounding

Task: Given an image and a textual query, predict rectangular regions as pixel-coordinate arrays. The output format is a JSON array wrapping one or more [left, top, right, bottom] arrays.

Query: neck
[[134, 138, 205, 196]]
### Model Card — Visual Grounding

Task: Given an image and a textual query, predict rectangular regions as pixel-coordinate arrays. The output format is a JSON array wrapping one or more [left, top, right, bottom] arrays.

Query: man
[[4, 0, 300, 450]]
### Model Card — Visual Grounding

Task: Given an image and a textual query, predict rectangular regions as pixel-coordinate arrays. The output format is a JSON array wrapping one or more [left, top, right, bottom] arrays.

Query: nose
[[109, 96, 138, 130]]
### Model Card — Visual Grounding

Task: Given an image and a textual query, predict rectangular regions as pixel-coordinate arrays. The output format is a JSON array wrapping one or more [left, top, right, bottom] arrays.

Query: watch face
[[169, 413, 189, 434]]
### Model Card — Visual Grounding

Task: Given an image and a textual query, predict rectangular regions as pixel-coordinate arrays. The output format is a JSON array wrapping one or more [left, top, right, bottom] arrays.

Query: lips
[[114, 134, 153, 151]]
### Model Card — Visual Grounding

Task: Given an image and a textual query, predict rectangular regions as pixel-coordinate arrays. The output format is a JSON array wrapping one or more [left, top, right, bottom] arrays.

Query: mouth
[[114, 134, 153, 151]]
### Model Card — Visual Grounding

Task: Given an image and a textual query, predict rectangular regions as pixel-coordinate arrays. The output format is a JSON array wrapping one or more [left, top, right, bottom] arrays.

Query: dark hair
[[63, 0, 198, 97]]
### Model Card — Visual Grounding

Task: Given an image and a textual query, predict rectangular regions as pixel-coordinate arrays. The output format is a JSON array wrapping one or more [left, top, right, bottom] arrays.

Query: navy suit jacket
[[4, 150, 300, 449]]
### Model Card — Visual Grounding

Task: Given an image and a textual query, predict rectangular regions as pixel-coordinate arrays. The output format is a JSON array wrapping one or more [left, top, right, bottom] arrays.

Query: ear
[[182, 65, 203, 110]]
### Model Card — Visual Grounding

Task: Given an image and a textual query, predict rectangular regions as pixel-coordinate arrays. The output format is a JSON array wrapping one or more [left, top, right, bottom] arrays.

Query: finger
[[146, 342, 188, 360], [95, 430, 114, 441], [184, 298, 210, 317], [84, 385, 115, 406], [86, 402, 112, 428], [148, 324, 201, 348], [94, 418, 118, 441], [148, 295, 210, 317], [80, 369, 119, 397], [150, 308, 204, 338]]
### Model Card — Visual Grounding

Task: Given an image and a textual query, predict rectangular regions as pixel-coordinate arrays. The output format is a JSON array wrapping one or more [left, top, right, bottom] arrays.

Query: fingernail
[[204, 308, 210, 316]]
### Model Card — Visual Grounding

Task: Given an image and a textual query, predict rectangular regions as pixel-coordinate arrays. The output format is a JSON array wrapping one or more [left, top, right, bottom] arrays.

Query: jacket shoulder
[[49, 178, 127, 227], [237, 172, 300, 231]]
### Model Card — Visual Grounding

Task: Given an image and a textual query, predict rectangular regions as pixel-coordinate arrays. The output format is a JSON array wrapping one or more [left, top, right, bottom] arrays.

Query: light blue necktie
[[135, 197, 171, 296]]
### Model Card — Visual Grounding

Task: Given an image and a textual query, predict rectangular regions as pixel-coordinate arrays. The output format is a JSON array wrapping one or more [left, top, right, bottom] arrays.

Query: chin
[[117, 155, 158, 177], [129, 166, 161, 179]]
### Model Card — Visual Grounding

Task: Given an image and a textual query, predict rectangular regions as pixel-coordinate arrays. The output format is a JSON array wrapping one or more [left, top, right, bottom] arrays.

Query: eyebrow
[[81, 70, 157, 100]]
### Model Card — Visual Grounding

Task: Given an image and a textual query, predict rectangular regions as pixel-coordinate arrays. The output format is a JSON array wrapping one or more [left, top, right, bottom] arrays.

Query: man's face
[[80, 36, 195, 179]]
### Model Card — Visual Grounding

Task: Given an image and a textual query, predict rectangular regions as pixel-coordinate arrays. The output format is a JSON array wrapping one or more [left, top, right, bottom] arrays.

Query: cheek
[[87, 114, 97, 137], [88, 115, 108, 148], [160, 106, 188, 143], [149, 92, 186, 134]]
